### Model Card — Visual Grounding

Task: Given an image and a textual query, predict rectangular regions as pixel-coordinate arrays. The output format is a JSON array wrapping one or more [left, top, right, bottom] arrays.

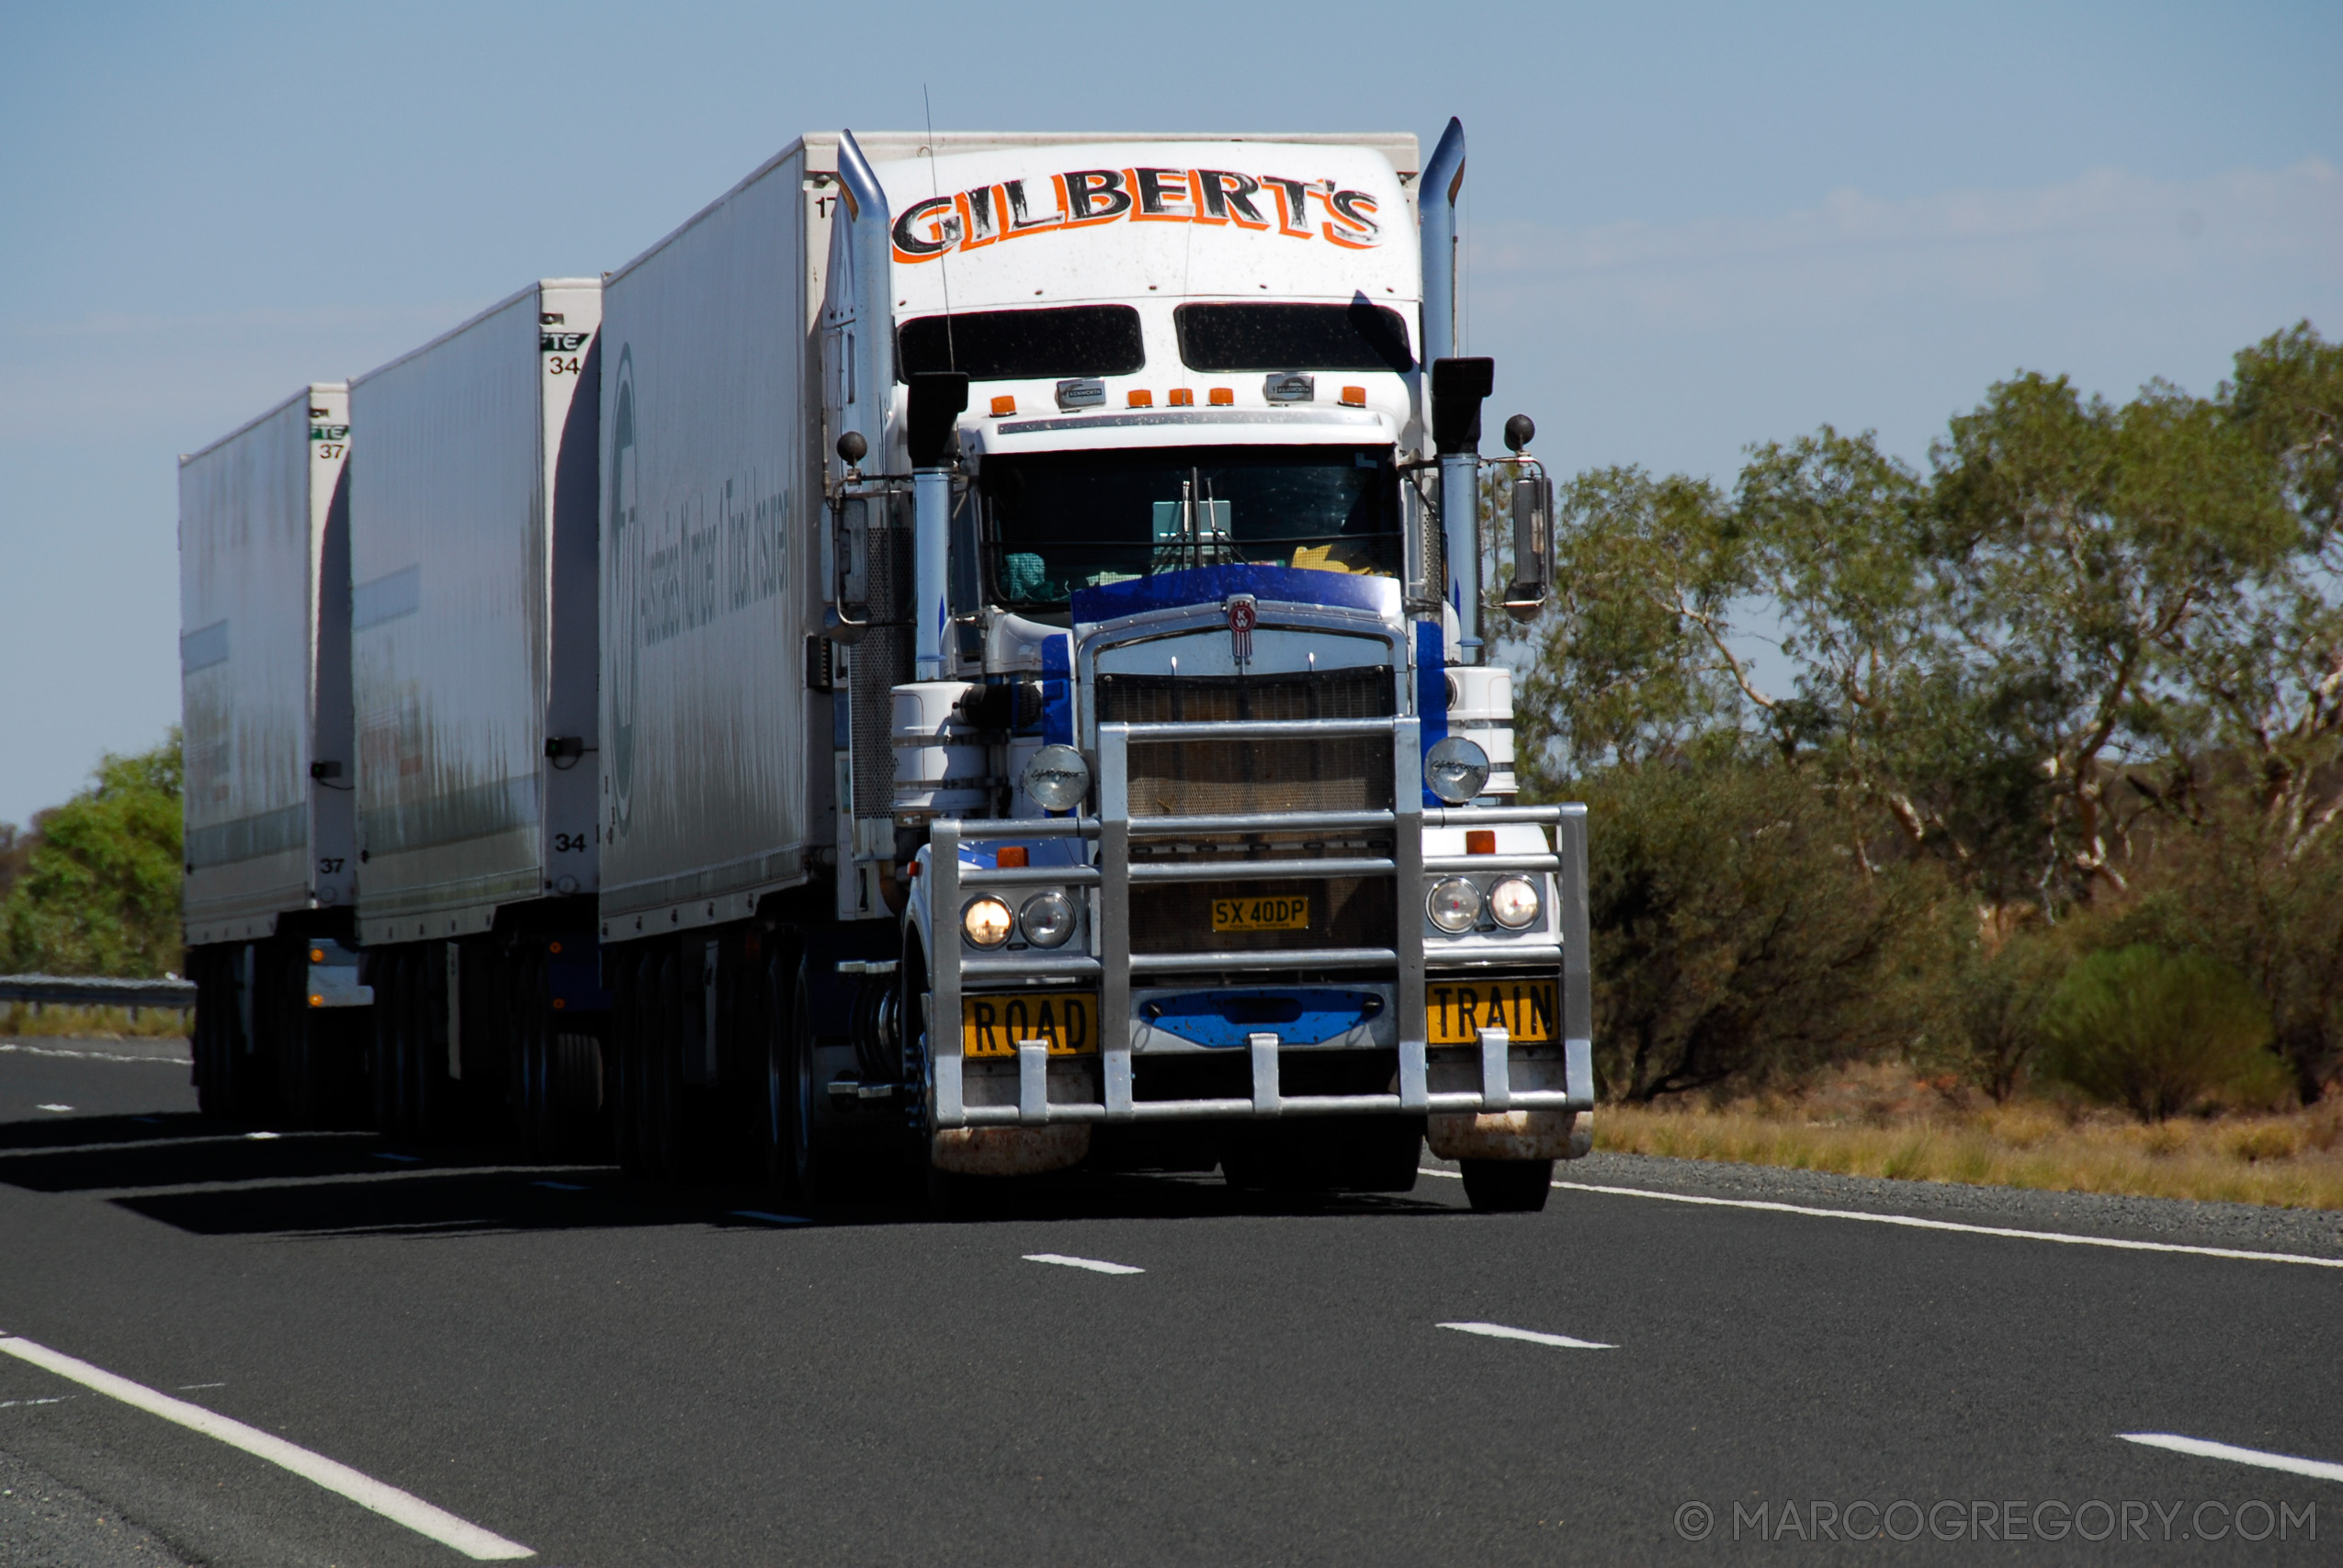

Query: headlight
[[1021, 744, 1092, 813], [1423, 736, 1490, 806], [961, 896, 1013, 948], [1426, 876, 1482, 933], [1018, 889, 1076, 948], [1488, 875, 1541, 930]]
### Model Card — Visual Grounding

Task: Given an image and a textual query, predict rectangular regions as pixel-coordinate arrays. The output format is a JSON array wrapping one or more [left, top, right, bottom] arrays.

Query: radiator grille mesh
[[1100, 666, 1395, 818]]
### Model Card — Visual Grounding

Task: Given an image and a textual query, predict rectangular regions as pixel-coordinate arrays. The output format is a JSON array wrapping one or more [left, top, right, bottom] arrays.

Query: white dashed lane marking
[[1024, 1253, 1144, 1275], [1439, 1320, 1616, 1350], [1420, 1168, 2343, 1269], [2120, 1433, 2343, 1483], [0, 1333, 533, 1560], [35, 1104, 72, 1113]]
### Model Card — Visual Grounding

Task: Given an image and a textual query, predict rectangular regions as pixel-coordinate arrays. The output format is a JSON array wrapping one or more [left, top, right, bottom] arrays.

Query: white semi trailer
[[178, 385, 369, 1121], [595, 121, 1591, 1211], [344, 278, 608, 1153]]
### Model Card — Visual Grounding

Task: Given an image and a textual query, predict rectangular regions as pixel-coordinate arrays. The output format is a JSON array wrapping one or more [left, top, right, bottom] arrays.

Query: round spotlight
[[1426, 876, 1483, 934], [961, 896, 1013, 948], [1488, 875, 1541, 930], [1018, 889, 1077, 948], [1423, 736, 1490, 805], [1021, 744, 1092, 813]]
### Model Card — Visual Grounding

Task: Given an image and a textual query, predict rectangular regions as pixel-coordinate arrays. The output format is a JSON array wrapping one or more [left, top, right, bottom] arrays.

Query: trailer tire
[[405, 945, 458, 1145], [193, 948, 248, 1121], [638, 950, 688, 1181], [367, 949, 403, 1136], [610, 951, 646, 1176], [1460, 1157, 1554, 1213], [787, 958, 835, 1201]]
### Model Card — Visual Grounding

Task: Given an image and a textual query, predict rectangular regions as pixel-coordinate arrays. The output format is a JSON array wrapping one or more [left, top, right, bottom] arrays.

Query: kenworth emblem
[[1228, 595, 1257, 665]]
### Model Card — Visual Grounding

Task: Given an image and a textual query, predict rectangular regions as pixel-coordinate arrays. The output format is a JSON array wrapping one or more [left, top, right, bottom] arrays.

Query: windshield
[[979, 445, 1401, 610]]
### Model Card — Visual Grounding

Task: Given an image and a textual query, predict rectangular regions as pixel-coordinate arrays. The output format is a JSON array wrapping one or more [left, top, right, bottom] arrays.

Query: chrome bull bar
[[925, 716, 1594, 1129]]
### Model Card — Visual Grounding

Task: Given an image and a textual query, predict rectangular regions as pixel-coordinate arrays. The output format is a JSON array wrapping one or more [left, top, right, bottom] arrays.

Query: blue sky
[[1, 0, 2337, 825]]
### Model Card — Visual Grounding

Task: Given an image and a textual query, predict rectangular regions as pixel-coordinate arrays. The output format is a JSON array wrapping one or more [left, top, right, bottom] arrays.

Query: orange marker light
[[1126, 389, 1154, 408], [308, 995, 324, 1008], [1208, 388, 1235, 406], [552, 997, 566, 1010], [310, 948, 324, 963], [997, 845, 1029, 868], [549, 941, 562, 954], [1340, 385, 1367, 407], [990, 393, 1017, 416], [1168, 388, 1194, 407], [1466, 829, 1497, 856]]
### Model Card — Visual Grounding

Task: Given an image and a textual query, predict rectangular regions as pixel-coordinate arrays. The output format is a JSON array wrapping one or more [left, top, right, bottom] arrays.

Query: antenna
[[923, 84, 956, 372]]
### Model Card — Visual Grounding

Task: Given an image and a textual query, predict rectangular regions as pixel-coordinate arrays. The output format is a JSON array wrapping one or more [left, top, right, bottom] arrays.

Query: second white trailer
[[347, 278, 607, 1143]]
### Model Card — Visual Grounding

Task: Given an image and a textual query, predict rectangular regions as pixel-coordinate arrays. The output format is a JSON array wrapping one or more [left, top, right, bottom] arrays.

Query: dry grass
[[1, 1001, 192, 1041], [1594, 1063, 2343, 1211]]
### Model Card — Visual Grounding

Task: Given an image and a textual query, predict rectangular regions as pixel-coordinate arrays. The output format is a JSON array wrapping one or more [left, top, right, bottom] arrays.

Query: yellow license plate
[[1211, 894, 1311, 932], [1426, 979, 1558, 1045], [961, 991, 1099, 1058]]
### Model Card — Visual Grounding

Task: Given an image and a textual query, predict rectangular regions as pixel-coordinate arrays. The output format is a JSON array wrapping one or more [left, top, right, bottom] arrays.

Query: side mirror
[[1502, 415, 1551, 620]]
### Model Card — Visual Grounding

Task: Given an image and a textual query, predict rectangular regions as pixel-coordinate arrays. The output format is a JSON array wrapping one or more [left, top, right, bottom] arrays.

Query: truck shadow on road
[[0, 1111, 1464, 1239]]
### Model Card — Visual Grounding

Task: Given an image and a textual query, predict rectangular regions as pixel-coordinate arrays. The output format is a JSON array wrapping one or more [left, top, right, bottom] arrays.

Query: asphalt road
[[2, 1037, 2337, 1565]]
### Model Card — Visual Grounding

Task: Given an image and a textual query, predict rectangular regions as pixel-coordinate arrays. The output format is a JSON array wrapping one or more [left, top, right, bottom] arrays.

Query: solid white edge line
[[1417, 1168, 2343, 1269], [1439, 1320, 1615, 1350], [2120, 1432, 2343, 1484], [0, 1335, 534, 1560], [1023, 1253, 1144, 1275]]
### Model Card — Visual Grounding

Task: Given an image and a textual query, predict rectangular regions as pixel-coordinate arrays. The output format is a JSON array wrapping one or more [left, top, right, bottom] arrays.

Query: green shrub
[[1574, 758, 1938, 1101], [0, 736, 183, 978], [2041, 945, 2290, 1121], [1919, 922, 2068, 1102]]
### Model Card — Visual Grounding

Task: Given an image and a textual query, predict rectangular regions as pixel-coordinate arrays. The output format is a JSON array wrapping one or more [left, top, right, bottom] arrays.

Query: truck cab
[[819, 128, 1591, 1212]]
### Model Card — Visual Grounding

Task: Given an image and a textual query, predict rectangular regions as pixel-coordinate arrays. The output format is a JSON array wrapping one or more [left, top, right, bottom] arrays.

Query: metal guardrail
[[0, 974, 198, 1010]]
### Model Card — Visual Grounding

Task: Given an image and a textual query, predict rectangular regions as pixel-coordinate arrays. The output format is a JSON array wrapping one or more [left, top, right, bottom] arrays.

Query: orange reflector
[[1126, 389, 1153, 408], [310, 948, 324, 963], [308, 995, 324, 1008], [997, 845, 1029, 868], [549, 940, 562, 953], [1340, 385, 1366, 407], [1169, 388, 1194, 407], [1208, 387, 1235, 406], [990, 393, 1017, 416], [1466, 829, 1497, 855], [552, 997, 566, 1010]]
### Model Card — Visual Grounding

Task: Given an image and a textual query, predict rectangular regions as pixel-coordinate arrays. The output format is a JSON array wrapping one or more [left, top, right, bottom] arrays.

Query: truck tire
[[405, 945, 458, 1145], [1460, 1157, 1555, 1213], [367, 948, 405, 1136], [193, 948, 246, 1121], [636, 950, 688, 1181], [511, 948, 548, 1156], [789, 956, 836, 1200], [610, 951, 645, 1176]]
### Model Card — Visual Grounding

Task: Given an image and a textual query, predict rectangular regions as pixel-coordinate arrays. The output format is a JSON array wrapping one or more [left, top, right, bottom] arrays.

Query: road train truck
[[594, 120, 1590, 1212]]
